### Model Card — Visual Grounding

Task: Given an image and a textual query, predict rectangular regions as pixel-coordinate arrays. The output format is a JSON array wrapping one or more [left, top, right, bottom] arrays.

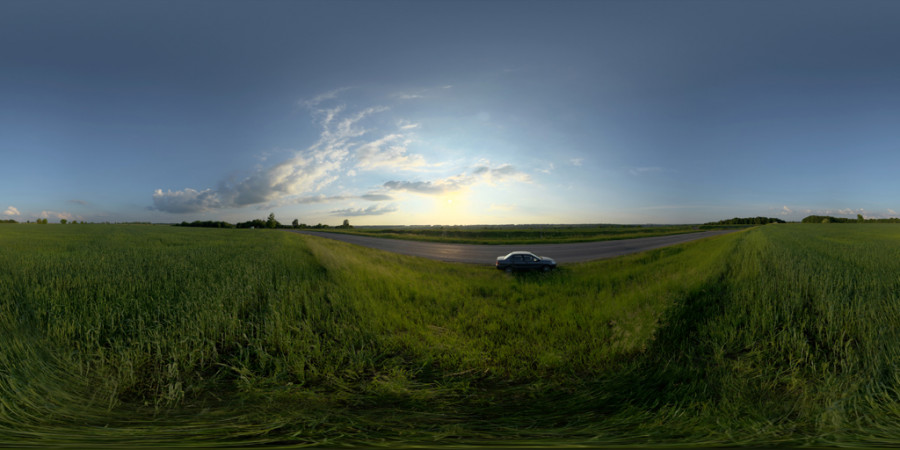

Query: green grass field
[[317, 224, 706, 244], [3, 223, 900, 446]]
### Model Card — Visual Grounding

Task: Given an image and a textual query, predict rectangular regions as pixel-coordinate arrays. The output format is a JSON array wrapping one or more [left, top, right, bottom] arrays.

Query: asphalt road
[[287, 229, 739, 265]]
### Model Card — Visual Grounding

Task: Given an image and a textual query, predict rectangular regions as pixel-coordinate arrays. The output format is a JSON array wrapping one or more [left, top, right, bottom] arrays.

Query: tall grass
[[3, 224, 900, 446]]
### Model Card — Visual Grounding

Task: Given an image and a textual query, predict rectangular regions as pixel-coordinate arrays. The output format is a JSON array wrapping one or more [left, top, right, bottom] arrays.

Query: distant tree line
[[174, 213, 346, 230], [802, 215, 900, 224], [0, 219, 18, 224], [705, 217, 786, 225], [177, 220, 235, 228]]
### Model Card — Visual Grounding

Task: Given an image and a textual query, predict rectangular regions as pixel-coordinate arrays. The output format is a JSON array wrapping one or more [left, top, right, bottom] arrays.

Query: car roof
[[505, 251, 538, 257]]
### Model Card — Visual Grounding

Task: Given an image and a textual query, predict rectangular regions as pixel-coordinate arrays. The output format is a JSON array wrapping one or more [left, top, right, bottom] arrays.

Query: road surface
[[286, 229, 739, 264]]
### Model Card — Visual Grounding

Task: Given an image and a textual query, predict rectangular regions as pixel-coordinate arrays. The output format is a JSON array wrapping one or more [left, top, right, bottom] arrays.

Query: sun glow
[[426, 191, 471, 224]]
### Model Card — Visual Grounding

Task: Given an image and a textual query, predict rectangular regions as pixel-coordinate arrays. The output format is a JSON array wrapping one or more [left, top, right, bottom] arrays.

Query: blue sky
[[2, 0, 899, 225]]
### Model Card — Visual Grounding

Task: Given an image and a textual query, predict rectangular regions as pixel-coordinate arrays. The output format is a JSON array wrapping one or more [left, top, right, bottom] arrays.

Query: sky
[[2, 0, 900, 225]]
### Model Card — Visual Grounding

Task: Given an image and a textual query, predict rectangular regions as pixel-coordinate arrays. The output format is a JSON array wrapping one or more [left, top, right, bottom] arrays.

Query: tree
[[60, 219, 67, 224], [292, 219, 299, 228], [342, 219, 351, 228], [858, 214, 864, 223], [266, 213, 278, 229]]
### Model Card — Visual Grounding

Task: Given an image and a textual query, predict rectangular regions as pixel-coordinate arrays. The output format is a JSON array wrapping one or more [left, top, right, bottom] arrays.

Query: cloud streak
[[331, 204, 398, 216], [383, 163, 531, 195], [3, 206, 20, 216], [629, 166, 663, 175]]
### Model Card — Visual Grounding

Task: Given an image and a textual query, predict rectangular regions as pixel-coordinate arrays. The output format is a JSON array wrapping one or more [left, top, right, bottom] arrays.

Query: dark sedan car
[[496, 251, 557, 272]]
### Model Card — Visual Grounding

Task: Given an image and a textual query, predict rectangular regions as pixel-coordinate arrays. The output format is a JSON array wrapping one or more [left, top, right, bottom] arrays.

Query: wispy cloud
[[301, 86, 354, 108], [569, 158, 583, 166], [354, 134, 426, 171], [290, 194, 349, 205], [3, 206, 20, 216], [803, 208, 868, 218], [781, 205, 793, 215], [332, 204, 398, 217], [383, 180, 450, 194], [256, 193, 394, 210], [153, 90, 421, 214], [398, 120, 420, 130], [383, 163, 531, 195], [629, 166, 663, 175], [361, 193, 393, 201]]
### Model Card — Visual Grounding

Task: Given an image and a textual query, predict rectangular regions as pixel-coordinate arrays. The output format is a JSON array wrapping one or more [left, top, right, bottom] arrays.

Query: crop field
[[318, 224, 705, 244], [3, 224, 900, 446]]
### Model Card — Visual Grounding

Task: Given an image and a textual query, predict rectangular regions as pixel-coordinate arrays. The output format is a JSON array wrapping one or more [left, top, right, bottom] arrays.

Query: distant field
[[3, 224, 900, 446], [317, 223, 706, 244]]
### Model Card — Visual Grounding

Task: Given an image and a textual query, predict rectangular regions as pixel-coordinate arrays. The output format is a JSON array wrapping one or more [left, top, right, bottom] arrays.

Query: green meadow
[[2, 223, 900, 446]]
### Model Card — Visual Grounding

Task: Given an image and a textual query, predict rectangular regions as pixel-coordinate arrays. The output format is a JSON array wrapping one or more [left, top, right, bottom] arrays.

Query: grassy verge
[[3, 224, 900, 446]]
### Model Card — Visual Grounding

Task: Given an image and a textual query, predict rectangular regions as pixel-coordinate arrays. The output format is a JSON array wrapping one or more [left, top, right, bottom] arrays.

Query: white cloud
[[3, 206, 20, 216], [398, 120, 420, 130], [39, 210, 74, 221], [781, 205, 793, 215], [889, 209, 897, 216], [570, 158, 583, 166], [331, 204, 398, 216]]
